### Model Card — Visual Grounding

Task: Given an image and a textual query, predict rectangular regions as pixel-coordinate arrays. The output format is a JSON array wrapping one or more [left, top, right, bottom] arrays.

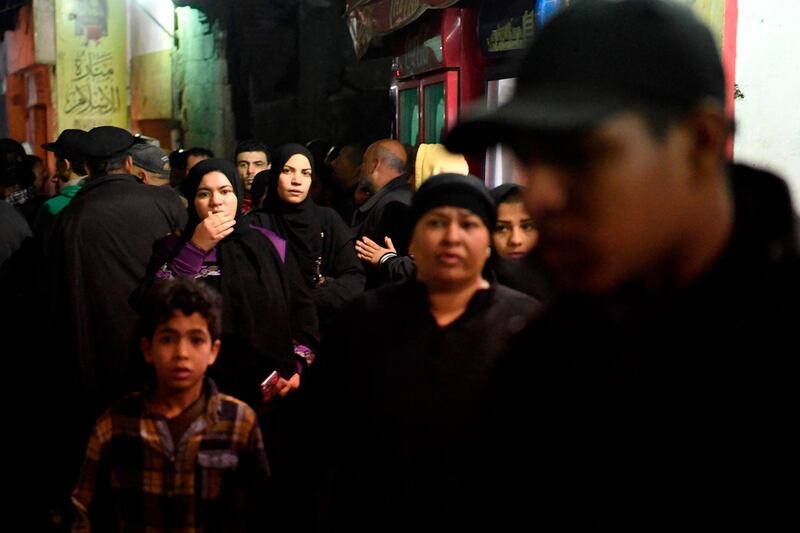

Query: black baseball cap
[[81, 126, 141, 159], [130, 143, 170, 175], [42, 129, 87, 160], [445, 0, 725, 153]]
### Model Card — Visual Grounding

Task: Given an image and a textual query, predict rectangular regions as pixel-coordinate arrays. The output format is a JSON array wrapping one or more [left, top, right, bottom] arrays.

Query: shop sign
[[56, 0, 128, 130], [346, 0, 459, 57]]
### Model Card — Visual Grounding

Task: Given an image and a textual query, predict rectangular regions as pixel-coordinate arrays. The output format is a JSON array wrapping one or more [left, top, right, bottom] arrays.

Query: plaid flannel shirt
[[71, 378, 269, 532]]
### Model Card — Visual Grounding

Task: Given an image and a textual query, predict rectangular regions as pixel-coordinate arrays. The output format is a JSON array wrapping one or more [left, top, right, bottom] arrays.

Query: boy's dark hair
[[139, 279, 223, 342], [235, 140, 270, 162], [169, 149, 187, 169], [68, 158, 88, 179], [20, 155, 44, 188]]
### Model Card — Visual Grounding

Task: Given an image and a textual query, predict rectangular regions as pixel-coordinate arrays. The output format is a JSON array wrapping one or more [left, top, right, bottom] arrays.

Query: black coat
[[248, 205, 365, 320], [482, 164, 800, 529], [0, 200, 30, 270], [324, 279, 541, 530], [142, 158, 320, 409], [247, 144, 365, 319], [350, 175, 412, 288], [245, 187, 365, 321], [47, 173, 186, 411]]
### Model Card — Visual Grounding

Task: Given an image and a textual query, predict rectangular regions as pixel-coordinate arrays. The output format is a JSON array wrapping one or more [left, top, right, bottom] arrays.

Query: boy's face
[[141, 312, 220, 397]]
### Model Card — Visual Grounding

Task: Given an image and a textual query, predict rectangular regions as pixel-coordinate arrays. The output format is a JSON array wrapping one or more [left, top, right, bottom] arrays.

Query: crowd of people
[[0, 0, 795, 530]]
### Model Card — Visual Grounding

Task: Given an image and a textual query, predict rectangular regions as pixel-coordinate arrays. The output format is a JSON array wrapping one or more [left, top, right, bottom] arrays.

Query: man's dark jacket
[[350, 174, 412, 288], [481, 164, 799, 529], [47, 173, 187, 413]]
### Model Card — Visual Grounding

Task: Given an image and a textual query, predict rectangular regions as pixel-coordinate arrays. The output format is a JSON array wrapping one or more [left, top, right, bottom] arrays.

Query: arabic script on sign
[[64, 48, 121, 115]]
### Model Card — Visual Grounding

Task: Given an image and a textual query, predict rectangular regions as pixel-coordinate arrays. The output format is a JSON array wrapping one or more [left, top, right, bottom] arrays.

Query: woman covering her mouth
[[139, 158, 319, 411]]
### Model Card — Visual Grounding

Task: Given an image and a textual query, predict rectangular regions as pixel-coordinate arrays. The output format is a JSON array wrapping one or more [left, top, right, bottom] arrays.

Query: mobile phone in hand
[[260, 370, 280, 403]]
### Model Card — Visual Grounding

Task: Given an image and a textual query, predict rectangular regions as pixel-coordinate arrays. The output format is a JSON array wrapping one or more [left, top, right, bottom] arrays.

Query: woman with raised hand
[[247, 143, 365, 323], [141, 158, 319, 410]]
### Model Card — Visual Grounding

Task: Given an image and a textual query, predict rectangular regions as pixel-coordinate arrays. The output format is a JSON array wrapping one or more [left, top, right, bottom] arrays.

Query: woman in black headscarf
[[324, 173, 541, 530], [141, 158, 319, 409], [247, 144, 365, 321], [488, 183, 552, 303]]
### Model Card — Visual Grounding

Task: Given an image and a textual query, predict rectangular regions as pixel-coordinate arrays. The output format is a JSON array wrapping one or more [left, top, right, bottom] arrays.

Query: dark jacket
[[47, 173, 187, 412], [350, 175, 412, 241], [0, 199, 31, 270], [482, 164, 800, 529], [141, 158, 320, 409], [248, 205, 365, 320], [350, 175, 412, 288], [325, 279, 541, 530]]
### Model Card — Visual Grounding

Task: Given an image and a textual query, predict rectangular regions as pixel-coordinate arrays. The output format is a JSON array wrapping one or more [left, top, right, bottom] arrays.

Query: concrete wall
[[130, 0, 172, 56], [734, 0, 800, 205], [173, 7, 234, 157], [225, 0, 392, 148], [0, 40, 7, 138], [130, 0, 174, 145]]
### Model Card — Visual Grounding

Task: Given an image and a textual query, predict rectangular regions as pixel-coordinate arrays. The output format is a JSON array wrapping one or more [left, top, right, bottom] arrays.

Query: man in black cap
[[445, 0, 797, 527], [34, 129, 89, 246], [45, 126, 187, 510], [129, 143, 172, 186]]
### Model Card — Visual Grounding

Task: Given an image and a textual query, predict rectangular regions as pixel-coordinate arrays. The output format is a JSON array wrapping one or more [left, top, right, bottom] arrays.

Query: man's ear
[[685, 104, 730, 180], [124, 154, 134, 174], [141, 337, 153, 364], [208, 339, 221, 366]]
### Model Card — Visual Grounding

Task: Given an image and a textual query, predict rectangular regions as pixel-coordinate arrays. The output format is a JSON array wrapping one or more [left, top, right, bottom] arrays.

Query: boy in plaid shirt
[[71, 279, 269, 532]]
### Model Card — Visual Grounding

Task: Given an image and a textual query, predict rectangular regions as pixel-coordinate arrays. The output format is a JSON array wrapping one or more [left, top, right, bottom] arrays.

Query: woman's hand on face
[[355, 236, 396, 265], [190, 211, 236, 252]]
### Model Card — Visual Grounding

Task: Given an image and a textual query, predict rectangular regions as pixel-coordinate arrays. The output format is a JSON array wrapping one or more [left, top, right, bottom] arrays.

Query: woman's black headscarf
[[179, 158, 297, 395], [182, 158, 245, 236], [490, 183, 524, 206], [249, 144, 324, 287], [407, 173, 497, 233]]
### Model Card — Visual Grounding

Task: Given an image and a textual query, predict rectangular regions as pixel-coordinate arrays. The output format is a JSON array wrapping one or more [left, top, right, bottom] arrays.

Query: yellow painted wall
[[131, 49, 171, 120], [56, 0, 128, 131]]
